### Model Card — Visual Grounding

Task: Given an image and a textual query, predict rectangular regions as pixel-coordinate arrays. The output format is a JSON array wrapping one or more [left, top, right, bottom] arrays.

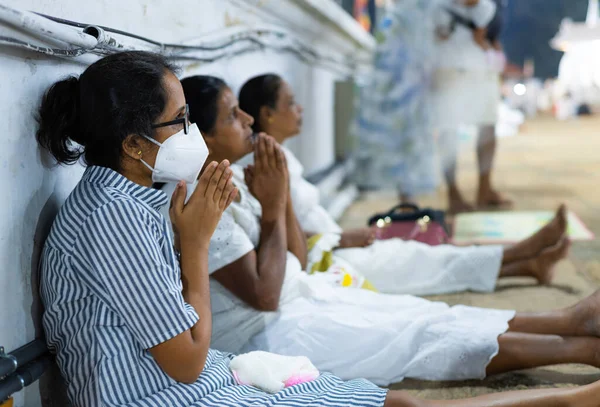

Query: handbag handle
[[384, 203, 421, 216]]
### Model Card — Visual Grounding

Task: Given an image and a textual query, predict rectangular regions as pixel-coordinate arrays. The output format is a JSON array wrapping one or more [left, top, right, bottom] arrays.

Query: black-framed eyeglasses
[[151, 104, 190, 134]]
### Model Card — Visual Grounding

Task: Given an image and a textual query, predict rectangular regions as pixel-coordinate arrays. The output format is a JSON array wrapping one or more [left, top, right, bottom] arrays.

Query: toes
[[557, 204, 567, 217], [556, 204, 568, 229]]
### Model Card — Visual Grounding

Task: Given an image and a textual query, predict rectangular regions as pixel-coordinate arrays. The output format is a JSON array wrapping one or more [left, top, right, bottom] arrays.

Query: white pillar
[[587, 0, 598, 27]]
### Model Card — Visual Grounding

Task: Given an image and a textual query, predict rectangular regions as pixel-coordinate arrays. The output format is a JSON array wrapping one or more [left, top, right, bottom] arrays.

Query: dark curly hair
[[180, 75, 228, 135], [36, 51, 179, 171]]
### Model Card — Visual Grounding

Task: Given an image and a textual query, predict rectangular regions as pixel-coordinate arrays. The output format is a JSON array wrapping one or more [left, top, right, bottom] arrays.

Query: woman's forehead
[[162, 72, 186, 111], [219, 87, 237, 109], [278, 81, 294, 101]]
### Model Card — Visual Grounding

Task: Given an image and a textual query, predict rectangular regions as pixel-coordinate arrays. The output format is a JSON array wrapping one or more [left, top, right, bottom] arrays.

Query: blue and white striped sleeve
[[73, 199, 199, 349]]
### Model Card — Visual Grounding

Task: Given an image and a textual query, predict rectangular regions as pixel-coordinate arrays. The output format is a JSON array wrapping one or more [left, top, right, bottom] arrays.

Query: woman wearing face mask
[[237, 74, 569, 297], [37, 51, 404, 407], [171, 74, 600, 395]]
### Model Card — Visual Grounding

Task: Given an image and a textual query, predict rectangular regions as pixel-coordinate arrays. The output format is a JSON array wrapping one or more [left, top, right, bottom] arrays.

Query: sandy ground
[[338, 114, 600, 399]]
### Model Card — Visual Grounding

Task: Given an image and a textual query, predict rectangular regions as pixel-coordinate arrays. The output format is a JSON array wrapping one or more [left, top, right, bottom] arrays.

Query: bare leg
[[385, 381, 600, 407], [498, 237, 571, 285], [477, 125, 497, 183], [439, 128, 473, 214], [476, 125, 512, 209], [501, 205, 568, 265], [447, 183, 473, 215], [509, 289, 600, 338], [487, 332, 600, 375], [381, 295, 600, 407]]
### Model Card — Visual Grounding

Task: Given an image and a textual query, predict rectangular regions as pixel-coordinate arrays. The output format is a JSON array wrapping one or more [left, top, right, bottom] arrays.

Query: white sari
[[163, 166, 514, 385], [239, 147, 504, 296]]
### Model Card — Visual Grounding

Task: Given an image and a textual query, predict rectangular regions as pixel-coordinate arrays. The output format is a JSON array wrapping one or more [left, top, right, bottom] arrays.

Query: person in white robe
[[157, 75, 600, 387], [236, 74, 570, 297]]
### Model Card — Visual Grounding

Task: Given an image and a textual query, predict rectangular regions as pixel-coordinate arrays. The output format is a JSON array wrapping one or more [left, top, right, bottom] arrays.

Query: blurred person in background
[[432, 0, 512, 213], [353, 0, 440, 204]]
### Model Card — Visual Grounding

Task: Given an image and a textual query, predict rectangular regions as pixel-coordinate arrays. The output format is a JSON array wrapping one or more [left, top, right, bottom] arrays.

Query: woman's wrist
[[180, 235, 211, 254], [262, 202, 287, 222]]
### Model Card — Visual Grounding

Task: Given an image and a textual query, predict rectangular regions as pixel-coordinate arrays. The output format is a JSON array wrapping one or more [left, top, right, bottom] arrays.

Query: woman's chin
[[280, 132, 300, 142], [245, 138, 255, 153], [230, 147, 253, 163]]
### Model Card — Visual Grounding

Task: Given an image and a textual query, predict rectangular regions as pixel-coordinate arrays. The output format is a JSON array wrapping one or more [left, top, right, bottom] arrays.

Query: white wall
[[0, 1, 373, 405], [195, 50, 337, 173]]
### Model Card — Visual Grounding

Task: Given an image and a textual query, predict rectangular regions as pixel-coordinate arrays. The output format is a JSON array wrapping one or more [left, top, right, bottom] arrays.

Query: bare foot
[[535, 204, 568, 248], [517, 205, 568, 259], [530, 237, 571, 285], [476, 188, 514, 209], [448, 195, 474, 215]]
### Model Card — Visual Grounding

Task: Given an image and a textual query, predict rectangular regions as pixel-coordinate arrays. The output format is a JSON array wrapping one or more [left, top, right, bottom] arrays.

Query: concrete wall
[[0, 0, 373, 405]]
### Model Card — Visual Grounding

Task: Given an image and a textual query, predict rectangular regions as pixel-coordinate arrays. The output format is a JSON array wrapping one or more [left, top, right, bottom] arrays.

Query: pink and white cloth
[[230, 351, 320, 393]]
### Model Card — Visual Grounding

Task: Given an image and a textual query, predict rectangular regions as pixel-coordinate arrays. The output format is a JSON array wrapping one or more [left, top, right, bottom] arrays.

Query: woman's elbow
[[164, 366, 203, 385], [176, 372, 201, 385], [156, 347, 209, 385], [172, 355, 210, 384]]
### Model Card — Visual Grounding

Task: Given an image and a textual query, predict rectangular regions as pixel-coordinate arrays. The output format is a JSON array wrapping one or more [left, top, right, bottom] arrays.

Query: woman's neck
[[265, 130, 287, 144], [121, 160, 153, 188]]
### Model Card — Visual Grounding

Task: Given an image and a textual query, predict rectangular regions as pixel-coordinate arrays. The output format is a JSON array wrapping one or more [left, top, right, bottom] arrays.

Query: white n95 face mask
[[141, 123, 208, 184]]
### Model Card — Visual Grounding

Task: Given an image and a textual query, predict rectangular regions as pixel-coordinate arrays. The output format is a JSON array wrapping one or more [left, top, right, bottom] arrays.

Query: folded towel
[[229, 351, 320, 393]]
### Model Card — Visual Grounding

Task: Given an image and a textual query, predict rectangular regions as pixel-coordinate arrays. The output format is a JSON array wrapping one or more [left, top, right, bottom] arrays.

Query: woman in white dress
[[237, 74, 569, 297], [432, 0, 511, 213], [163, 75, 600, 389]]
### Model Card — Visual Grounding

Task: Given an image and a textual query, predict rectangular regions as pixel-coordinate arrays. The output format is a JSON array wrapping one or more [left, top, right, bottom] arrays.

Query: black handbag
[[367, 204, 450, 245]]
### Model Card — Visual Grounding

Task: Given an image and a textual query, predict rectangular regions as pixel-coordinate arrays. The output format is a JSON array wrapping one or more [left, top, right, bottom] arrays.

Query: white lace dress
[[242, 147, 504, 296], [163, 165, 515, 386]]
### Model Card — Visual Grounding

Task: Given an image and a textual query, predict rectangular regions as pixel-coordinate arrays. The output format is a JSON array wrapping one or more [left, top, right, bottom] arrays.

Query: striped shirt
[[41, 166, 387, 407]]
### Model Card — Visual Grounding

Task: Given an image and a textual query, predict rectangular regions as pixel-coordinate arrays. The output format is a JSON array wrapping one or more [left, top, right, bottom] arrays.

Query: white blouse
[[237, 146, 343, 235], [162, 165, 306, 353]]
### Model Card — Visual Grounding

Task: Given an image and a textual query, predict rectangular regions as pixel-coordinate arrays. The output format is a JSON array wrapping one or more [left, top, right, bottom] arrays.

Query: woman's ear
[[259, 105, 273, 128], [122, 134, 146, 161]]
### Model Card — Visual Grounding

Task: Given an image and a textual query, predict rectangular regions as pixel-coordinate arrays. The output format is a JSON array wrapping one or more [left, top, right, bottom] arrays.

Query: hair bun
[[36, 76, 83, 164]]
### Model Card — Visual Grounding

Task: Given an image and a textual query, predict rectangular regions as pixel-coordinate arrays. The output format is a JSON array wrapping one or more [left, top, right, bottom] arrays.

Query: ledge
[[227, 0, 376, 56], [288, 0, 376, 50]]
